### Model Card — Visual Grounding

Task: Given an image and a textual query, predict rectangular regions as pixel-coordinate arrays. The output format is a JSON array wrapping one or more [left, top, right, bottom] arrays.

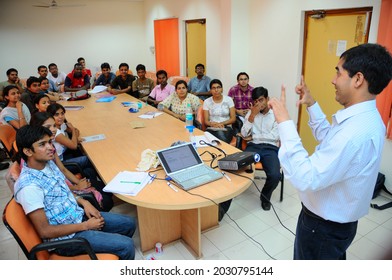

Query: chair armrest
[[29, 237, 98, 260], [63, 162, 85, 178], [235, 133, 252, 150]]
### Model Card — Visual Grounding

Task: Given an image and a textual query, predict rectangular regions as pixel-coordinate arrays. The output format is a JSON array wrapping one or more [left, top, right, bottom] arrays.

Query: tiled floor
[[1, 160, 392, 260]]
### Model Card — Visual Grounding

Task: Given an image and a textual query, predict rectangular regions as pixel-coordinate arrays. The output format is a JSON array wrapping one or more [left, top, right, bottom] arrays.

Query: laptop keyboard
[[172, 165, 211, 182]]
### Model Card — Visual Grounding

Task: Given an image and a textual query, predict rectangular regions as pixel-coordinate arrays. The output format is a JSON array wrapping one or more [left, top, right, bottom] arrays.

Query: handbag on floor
[[370, 172, 392, 210]]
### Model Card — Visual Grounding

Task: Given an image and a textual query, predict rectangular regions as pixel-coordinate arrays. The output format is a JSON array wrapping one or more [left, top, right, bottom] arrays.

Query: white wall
[[0, 0, 148, 77], [1, 0, 391, 187]]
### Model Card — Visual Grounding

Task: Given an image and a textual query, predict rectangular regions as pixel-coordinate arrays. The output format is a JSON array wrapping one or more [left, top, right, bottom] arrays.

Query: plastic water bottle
[[185, 103, 193, 129], [188, 125, 197, 150]]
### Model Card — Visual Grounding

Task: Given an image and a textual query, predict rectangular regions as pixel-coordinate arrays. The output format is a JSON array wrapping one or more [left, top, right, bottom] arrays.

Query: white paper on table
[[83, 134, 106, 142], [138, 111, 163, 119], [89, 85, 108, 94], [103, 171, 150, 196], [194, 131, 221, 147]]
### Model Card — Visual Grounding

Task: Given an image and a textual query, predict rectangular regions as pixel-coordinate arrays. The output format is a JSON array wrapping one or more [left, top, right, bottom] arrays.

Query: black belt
[[301, 204, 357, 226], [302, 204, 326, 221]]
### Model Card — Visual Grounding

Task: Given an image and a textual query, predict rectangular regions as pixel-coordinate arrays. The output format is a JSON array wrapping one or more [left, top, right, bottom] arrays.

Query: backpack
[[370, 172, 392, 210]]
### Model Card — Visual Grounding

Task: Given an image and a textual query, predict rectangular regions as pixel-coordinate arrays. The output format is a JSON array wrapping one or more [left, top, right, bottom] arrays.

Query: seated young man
[[240, 87, 281, 211], [14, 125, 136, 259]]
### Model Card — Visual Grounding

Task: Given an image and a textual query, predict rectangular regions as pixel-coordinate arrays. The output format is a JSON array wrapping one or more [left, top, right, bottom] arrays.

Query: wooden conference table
[[64, 93, 253, 257]]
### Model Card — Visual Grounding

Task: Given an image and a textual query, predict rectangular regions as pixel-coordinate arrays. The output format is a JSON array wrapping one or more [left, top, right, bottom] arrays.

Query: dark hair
[[77, 57, 85, 63], [119, 63, 129, 69], [210, 79, 223, 88], [48, 63, 57, 69], [16, 125, 52, 161], [237, 72, 249, 80], [340, 43, 392, 95], [26, 76, 40, 88], [136, 64, 146, 71], [252, 87, 268, 100], [74, 63, 83, 69], [33, 94, 50, 108], [6, 68, 18, 76], [175, 79, 188, 90], [30, 112, 54, 127], [156, 70, 167, 78], [47, 103, 66, 116], [195, 64, 205, 69], [37, 65, 47, 72], [101, 62, 110, 70], [2, 85, 18, 106], [38, 76, 48, 83]]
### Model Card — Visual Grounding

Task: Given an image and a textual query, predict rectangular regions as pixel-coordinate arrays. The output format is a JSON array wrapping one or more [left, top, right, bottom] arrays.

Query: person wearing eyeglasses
[[228, 72, 254, 117]]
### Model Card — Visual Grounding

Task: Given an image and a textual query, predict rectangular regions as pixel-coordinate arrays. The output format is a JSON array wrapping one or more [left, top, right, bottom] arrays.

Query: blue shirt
[[188, 75, 211, 93], [14, 160, 83, 241], [278, 100, 385, 223], [95, 72, 116, 86]]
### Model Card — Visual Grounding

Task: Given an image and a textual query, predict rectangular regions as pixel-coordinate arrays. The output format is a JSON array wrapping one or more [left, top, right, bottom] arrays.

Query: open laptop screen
[[158, 143, 202, 173]]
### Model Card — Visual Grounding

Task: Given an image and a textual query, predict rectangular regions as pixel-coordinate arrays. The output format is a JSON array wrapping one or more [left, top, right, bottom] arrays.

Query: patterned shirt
[[132, 78, 155, 98], [161, 92, 200, 115], [14, 160, 83, 241], [228, 84, 254, 110]]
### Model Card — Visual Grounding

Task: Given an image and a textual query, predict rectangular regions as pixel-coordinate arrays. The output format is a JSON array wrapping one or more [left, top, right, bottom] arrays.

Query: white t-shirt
[[203, 95, 234, 123]]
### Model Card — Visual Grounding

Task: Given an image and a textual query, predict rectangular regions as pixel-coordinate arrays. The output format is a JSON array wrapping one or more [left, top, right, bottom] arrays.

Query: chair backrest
[[0, 124, 16, 158], [2, 198, 50, 260], [168, 76, 189, 86], [195, 100, 206, 131]]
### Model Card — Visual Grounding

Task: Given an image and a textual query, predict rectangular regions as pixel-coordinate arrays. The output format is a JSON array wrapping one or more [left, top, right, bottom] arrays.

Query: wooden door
[[154, 18, 180, 77], [298, 8, 372, 153], [185, 19, 207, 78]]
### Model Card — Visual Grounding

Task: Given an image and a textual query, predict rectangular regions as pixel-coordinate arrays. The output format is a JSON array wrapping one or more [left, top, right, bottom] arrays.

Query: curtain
[[376, 0, 392, 139]]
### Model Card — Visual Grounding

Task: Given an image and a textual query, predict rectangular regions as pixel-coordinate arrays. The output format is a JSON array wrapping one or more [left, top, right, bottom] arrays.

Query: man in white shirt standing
[[269, 43, 392, 260], [240, 87, 280, 211]]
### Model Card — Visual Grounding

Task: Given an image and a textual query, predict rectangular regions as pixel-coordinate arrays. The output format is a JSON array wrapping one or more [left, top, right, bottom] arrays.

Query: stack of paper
[[83, 134, 106, 143], [103, 171, 150, 196], [194, 131, 221, 147], [138, 111, 163, 119], [89, 85, 108, 94]]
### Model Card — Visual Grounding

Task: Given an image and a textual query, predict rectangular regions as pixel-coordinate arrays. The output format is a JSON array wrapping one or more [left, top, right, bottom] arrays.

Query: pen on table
[[221, 171, 231, 181], [167, 182, 178, 192], [120, 181, 141, 184], [148, 174, 157, 184]]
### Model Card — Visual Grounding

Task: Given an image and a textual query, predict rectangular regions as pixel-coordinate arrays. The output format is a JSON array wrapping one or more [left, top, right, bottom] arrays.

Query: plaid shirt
[[15, 160, 83, 241], [228, 84, 254, 110]]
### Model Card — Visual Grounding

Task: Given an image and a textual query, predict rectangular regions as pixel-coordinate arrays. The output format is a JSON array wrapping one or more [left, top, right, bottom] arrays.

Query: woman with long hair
[[0, 85, 31, 130]]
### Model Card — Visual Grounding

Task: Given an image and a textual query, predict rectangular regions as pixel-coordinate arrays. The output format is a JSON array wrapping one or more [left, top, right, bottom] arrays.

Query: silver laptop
[[156, 142, 223, 190]]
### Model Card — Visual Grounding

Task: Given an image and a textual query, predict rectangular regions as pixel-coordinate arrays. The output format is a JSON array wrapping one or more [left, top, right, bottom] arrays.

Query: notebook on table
[[156, 142, 223, 191]]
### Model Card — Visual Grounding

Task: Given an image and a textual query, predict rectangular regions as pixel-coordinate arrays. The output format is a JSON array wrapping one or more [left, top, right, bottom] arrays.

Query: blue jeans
[[294, 205, 358, 260], [245, 143, 281, 202], [55, 212, 136, 260]]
